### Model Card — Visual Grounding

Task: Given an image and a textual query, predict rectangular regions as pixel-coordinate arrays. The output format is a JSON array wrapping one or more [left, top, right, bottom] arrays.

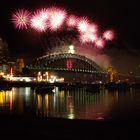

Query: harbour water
[[0, 87, 140, 120]]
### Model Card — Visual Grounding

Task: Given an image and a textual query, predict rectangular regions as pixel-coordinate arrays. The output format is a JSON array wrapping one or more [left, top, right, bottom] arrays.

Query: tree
[[0, 38, 9, 64]]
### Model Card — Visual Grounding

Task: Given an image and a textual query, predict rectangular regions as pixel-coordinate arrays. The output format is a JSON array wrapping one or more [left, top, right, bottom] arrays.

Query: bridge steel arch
[[27, 53, 106, 74]]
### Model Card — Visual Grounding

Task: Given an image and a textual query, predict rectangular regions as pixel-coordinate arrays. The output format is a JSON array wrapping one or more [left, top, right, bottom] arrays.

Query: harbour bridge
[[26, 53, 107, 82]]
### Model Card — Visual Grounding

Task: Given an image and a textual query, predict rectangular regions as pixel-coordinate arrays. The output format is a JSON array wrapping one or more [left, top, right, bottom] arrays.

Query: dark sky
[[0, 0, 140, 73]]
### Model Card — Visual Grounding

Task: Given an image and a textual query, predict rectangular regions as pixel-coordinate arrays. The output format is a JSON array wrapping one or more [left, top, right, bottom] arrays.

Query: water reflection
[[0, 87, 33, 115], [0, 90, 13, 112], [0, 87, 140, 120]]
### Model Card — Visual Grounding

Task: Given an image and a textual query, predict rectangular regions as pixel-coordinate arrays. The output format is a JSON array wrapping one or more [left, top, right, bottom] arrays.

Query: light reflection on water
[[0, 87, 140, 120]]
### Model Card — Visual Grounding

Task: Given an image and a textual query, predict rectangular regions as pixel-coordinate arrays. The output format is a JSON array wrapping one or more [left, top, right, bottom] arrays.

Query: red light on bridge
[[66, 59, 73, 69]]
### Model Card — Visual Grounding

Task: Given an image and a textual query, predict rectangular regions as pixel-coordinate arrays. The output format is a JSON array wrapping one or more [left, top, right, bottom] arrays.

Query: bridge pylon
[[107, 66, 118, 82]]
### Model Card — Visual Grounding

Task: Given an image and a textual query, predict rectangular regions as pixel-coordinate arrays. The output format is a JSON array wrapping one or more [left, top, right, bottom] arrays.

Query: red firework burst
[[47, 7, 67, 31], [88, 23, 98, 33], [95, 38, 105, 49], [80, 32, 98, 44], [30, 9, 49, 32], [103, 30, 114, 41], [11, 9, 31, 29], [77, 17, 89, 33], [66, 15, 77, 28], [11, 6, 115, 50]]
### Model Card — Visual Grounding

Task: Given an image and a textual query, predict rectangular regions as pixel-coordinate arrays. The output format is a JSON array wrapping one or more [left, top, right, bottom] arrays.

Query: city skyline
[[0, 1, 140, 138]]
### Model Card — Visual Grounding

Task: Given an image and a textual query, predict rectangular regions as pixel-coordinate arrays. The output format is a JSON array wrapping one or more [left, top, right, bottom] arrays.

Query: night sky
[[0, 0, 140, 73]]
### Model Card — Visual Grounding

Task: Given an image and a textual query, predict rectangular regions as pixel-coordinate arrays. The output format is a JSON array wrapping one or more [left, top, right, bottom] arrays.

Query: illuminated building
[[16, 58, 25, 73], [0, 64, 8, 73], [42, 71, 49, 82], [37, 71, 64, 83], [37, 71, 42, 82]]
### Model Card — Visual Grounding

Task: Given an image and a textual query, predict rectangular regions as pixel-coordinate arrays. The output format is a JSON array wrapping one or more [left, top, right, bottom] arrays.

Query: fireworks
[[80, 32, 97, 44], [88, 23, 98, 33], [47, 7, 67, 31], [30, 10, 48, 32], [11, 6, 115, 49], [95, 38, 105, 49], [103, 30, 114, 41], [11, 9, 31, 29], [77, 18, 89, 33], [67, 15, 77, 28], [38, 8, 49, 21]]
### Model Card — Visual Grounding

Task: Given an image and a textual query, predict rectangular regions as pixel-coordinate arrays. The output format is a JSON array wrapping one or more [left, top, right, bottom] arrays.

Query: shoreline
[[0, 80, 140, 90]]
